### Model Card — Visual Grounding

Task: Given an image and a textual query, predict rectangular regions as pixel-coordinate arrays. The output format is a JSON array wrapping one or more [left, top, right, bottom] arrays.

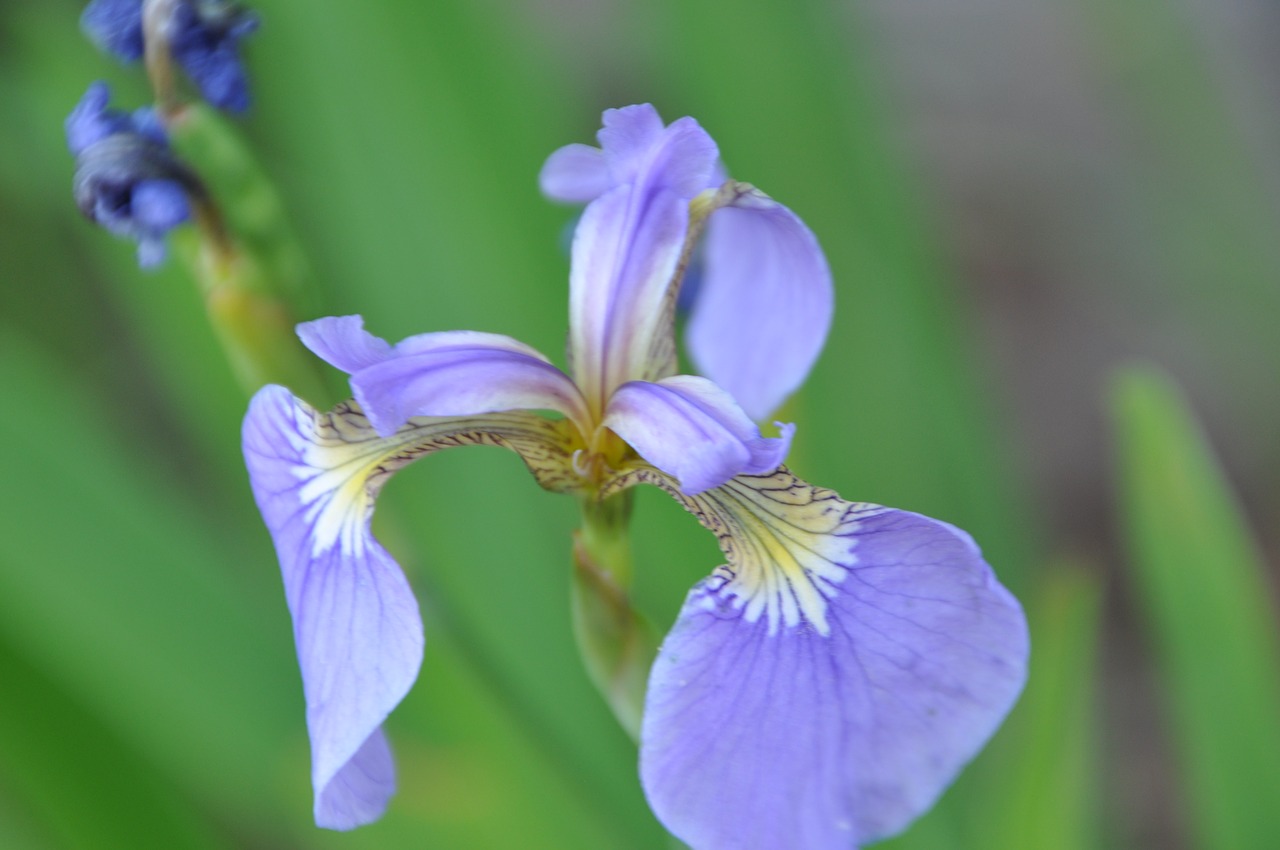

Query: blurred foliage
[[1113, 368, 1280, 850], [0, 0, 1276, 848]]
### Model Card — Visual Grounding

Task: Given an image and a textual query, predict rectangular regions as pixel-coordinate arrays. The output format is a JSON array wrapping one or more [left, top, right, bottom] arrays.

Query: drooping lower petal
[[602, 375, 792, 495], [688, 186, 833, 420], [243, 386, 423, 828], [608, 468, 1028, 850], [243, 386, 582, 828]]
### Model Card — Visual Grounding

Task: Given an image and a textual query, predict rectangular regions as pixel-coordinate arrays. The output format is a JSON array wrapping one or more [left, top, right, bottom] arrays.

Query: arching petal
[[603, 376, 792, 495], [334, 330, 589, 439], [243, 387, 583, 828], [608, 467, 1028, 850], [688, 187, 833, 420], [298, 315, 393, 374]]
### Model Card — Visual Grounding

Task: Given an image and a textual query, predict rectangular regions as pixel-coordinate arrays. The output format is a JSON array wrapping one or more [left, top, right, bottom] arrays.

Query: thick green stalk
[[571, 490, 658, 740]]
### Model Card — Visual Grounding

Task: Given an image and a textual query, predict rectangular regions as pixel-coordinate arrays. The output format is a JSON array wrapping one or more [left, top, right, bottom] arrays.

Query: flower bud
[[67, 82, 204, 267]]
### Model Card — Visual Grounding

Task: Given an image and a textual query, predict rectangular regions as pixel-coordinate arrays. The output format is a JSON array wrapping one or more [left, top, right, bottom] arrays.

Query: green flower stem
[[142, 0, 181, 120], [572, 490, 657, 740], [163, 103, 329, 405], [177, 220, 329, 405]]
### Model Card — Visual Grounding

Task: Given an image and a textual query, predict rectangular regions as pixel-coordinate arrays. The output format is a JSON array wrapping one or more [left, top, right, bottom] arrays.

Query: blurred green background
[[1, 0, 1278, 848]]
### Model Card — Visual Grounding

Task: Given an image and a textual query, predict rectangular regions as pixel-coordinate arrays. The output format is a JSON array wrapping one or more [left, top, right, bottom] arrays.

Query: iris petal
[[603, 375, 792, 495], [303, 324, 589, 439], [569, 183, 689, 406], [243, 386, 424, 829], [298, 315, 393, 374], [243, 387, 584, 828], [539, 143, 610, 203], [689, 187, 834, 420], [355, 335, 588, 438], [599, 105, 720, 198], [609, 467, 1028, 850]]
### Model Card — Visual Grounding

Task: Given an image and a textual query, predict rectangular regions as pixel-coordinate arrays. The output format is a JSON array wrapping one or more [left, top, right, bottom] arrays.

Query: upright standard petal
[[688, 186, 834, 420], [597, 105, 720, 200], [606, 467, 1028, 850], [244, 387, 583, 828], [568, 184, 689, 409], [603, 375, 792, 495]]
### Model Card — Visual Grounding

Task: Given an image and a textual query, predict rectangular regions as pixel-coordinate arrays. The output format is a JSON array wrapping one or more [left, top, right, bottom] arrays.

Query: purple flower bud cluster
[[81, 0, 259, 112], [67, 82, 202, 267], [69, 1, 258, 266]]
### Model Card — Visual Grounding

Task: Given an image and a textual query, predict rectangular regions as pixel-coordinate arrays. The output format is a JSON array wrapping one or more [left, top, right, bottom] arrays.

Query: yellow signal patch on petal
[[603, 466, 860, 635], [281, 398, 586, 559]]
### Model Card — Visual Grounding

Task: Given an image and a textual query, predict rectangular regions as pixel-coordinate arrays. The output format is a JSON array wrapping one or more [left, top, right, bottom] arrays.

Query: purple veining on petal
[[604, 375, 792, 495], [242, 385, 424, 830], [640, 493, 1028, 850], [688, 188, 834, 420]]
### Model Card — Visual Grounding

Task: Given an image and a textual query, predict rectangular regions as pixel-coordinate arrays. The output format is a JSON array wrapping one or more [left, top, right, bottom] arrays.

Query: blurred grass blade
[[0, 636, 228, 850], [0, 331, 300, 831], [1112, 366, 1280, 850], [983, 564, 1102, 850]]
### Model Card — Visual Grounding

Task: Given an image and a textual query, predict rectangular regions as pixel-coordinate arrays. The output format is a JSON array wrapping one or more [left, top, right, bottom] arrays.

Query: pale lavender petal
[[599, 106, 720, 198], [603, 375, 792, 495], [539, 143, 610, 203], [595, 104, 666, 175], [242, 386, 424, 830], [569, 184, 688, 406], [551, 106, 722, 400], [541, 105, 721, 206], [688, 187, 833, 420], [316, 727, 396, 829], [298, 315, 393, 374], [347, 330, 589, 438], [636, 471, 1029, 850]]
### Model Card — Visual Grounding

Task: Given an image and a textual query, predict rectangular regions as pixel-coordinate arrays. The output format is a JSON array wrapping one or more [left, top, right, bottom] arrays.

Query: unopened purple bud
[[168, 0, 259, 112], [68, 83, 203, 268], [81, 0, 145, 61], [80, 0, 259, 113]]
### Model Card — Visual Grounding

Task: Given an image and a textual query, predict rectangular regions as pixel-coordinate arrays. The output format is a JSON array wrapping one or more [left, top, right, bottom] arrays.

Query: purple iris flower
[[242, 104, 1029, 846], [67, 82, 198, 267], [81, 0, 259, 112]]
